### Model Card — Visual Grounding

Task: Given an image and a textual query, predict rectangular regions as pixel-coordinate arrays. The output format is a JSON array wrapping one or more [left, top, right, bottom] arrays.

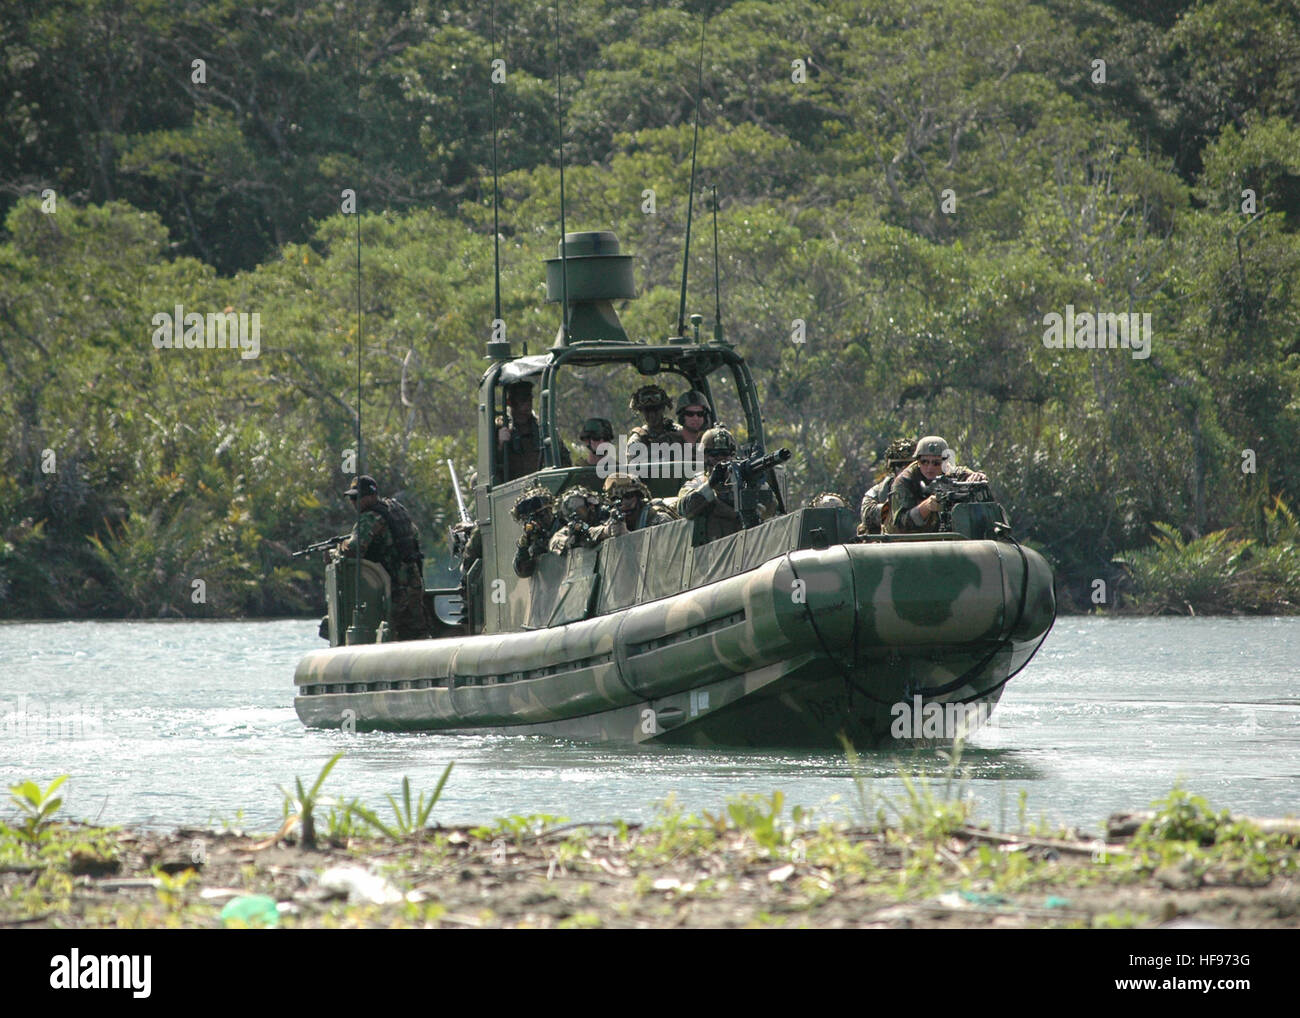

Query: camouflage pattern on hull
[[294, 537, 1053, 749]]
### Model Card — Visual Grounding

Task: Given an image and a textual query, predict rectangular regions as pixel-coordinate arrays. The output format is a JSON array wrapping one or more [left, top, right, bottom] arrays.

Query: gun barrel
[[447, 459, 471, 525], [291, 534, 347, 558], [741, 446, 792, 477]]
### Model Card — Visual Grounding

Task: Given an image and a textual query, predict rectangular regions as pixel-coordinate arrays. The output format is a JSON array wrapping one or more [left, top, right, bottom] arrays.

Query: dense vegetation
[[2, 0, 1298, 618]]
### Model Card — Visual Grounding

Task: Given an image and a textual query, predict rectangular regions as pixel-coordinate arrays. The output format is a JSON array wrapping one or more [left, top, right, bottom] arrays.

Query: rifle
[[920, 476, 992, 532], [291, 534, 348, 558]]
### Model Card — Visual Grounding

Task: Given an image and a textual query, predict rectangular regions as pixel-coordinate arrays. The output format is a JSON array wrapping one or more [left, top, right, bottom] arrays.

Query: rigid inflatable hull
[[293, 538, 1054, 748]]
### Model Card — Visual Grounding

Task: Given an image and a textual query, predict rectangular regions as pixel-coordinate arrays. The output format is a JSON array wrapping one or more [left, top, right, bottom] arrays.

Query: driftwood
[[955, 827, 1126, 858], [1107, 811, 1300, 841]]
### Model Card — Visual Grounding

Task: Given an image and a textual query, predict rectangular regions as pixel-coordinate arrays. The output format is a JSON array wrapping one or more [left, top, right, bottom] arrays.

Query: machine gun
[[726, 446, 792, 527], [291, 534, 348, 558], [920, 476, 993, 532], [737, 447, 791, 482]]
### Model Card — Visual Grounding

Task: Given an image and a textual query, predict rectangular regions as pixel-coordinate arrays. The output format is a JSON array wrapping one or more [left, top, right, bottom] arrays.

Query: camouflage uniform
[[677, 470, 744, 542], [339, 496, 428, 640], [627, 385, 687, 462], [859, 439, 916, 535], [589, 474, 673, 541], [512, 488, 560, 578], [677, 426, 778, 542], [887, 437, 985, 534], [549, 487, 608, 554]]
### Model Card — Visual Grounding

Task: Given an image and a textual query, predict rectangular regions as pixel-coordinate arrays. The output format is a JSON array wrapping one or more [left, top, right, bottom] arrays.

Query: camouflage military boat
[[293, 230, 1056, 747]]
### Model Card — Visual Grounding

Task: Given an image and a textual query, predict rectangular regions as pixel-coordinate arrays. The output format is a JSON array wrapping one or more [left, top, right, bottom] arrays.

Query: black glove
[[709, 461, 730, 489]]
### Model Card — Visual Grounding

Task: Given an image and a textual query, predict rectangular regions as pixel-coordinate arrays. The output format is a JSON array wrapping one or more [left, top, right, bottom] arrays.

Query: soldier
[[496, 381, 571, 481], [675, 389, 713, 448], [574, 417, 615, 467], [859, 438, 916, 535], [511, 486, 561, 577], [334, 474, 429, 640], [678, 427, 775, 542], [627, 384, 686, 464], [589, 473, 674, 540], [549, 487, 607, 554], [887, 436, 989, 534]]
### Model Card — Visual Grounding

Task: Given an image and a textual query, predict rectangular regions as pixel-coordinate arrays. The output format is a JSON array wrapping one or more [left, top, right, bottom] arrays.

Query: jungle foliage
[[1, 0, 1298, 617]]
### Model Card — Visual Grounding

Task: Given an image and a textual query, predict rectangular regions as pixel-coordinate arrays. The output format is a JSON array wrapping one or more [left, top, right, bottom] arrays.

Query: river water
[[2, 617, 1297, 835]]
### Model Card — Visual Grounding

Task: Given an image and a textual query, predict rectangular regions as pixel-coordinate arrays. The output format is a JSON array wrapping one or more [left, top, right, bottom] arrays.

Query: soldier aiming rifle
[[678, 428, 787, 540]]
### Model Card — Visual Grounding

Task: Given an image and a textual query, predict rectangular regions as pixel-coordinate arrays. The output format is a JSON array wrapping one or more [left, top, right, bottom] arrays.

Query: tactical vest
[[371, 498, 422, 564]]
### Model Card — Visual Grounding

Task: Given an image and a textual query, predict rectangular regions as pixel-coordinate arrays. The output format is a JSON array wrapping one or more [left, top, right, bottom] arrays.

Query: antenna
[[348, 2, 365, 645], [711, 184, 723, 344], [490, 0, 502, 331], [554, 3, 570, 345], [675, 15, 708, 339], [485, 0, 511, 361]]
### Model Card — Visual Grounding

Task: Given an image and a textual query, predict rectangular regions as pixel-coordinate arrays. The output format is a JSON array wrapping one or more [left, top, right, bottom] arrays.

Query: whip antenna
[[490, 0, 502, 329], [554, 3, 570, 344], [711, 184, 723, 343], [676, 15, 707, 338], [347, 1, 365, 644]]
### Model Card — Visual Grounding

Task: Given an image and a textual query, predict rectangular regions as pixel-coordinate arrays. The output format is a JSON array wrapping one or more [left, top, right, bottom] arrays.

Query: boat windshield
[[545, 357, 757, 458]]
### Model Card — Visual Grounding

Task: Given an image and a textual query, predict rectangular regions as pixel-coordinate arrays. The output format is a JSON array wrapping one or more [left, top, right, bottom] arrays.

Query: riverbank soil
[[3, 791, 1297, 928]]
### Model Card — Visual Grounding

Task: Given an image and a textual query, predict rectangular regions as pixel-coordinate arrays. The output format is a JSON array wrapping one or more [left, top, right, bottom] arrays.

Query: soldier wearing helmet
[[333, 475, 430, 640], [574, 417, 615, 467], [549, 486, 609, 554], [858, 438, 916, 536], [590, 473, 674, 541], [886, 436, 989, 534], [674, 389, 713, 448], [627, 384, 686, 463], [511, 486, 561, 577], [677, 427, 775, 542]]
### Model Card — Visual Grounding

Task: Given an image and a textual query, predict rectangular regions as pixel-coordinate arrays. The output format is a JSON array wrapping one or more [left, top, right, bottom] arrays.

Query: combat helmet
[[809, 491, 848, 509], [578, 417, 614, 441], [913, 436, 950, 461], [628, 384, 672, 412], [511, 486, 555, 523], [557, 486, 601, 523], [603, 473, 650, 501], [700, 426, 737, 457], [885, 438, 917, 468], [675, 389, 711, 425]]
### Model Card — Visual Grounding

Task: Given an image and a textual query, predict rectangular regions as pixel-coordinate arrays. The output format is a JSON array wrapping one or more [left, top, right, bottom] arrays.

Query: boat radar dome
[[545, 231, 636, 346]]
